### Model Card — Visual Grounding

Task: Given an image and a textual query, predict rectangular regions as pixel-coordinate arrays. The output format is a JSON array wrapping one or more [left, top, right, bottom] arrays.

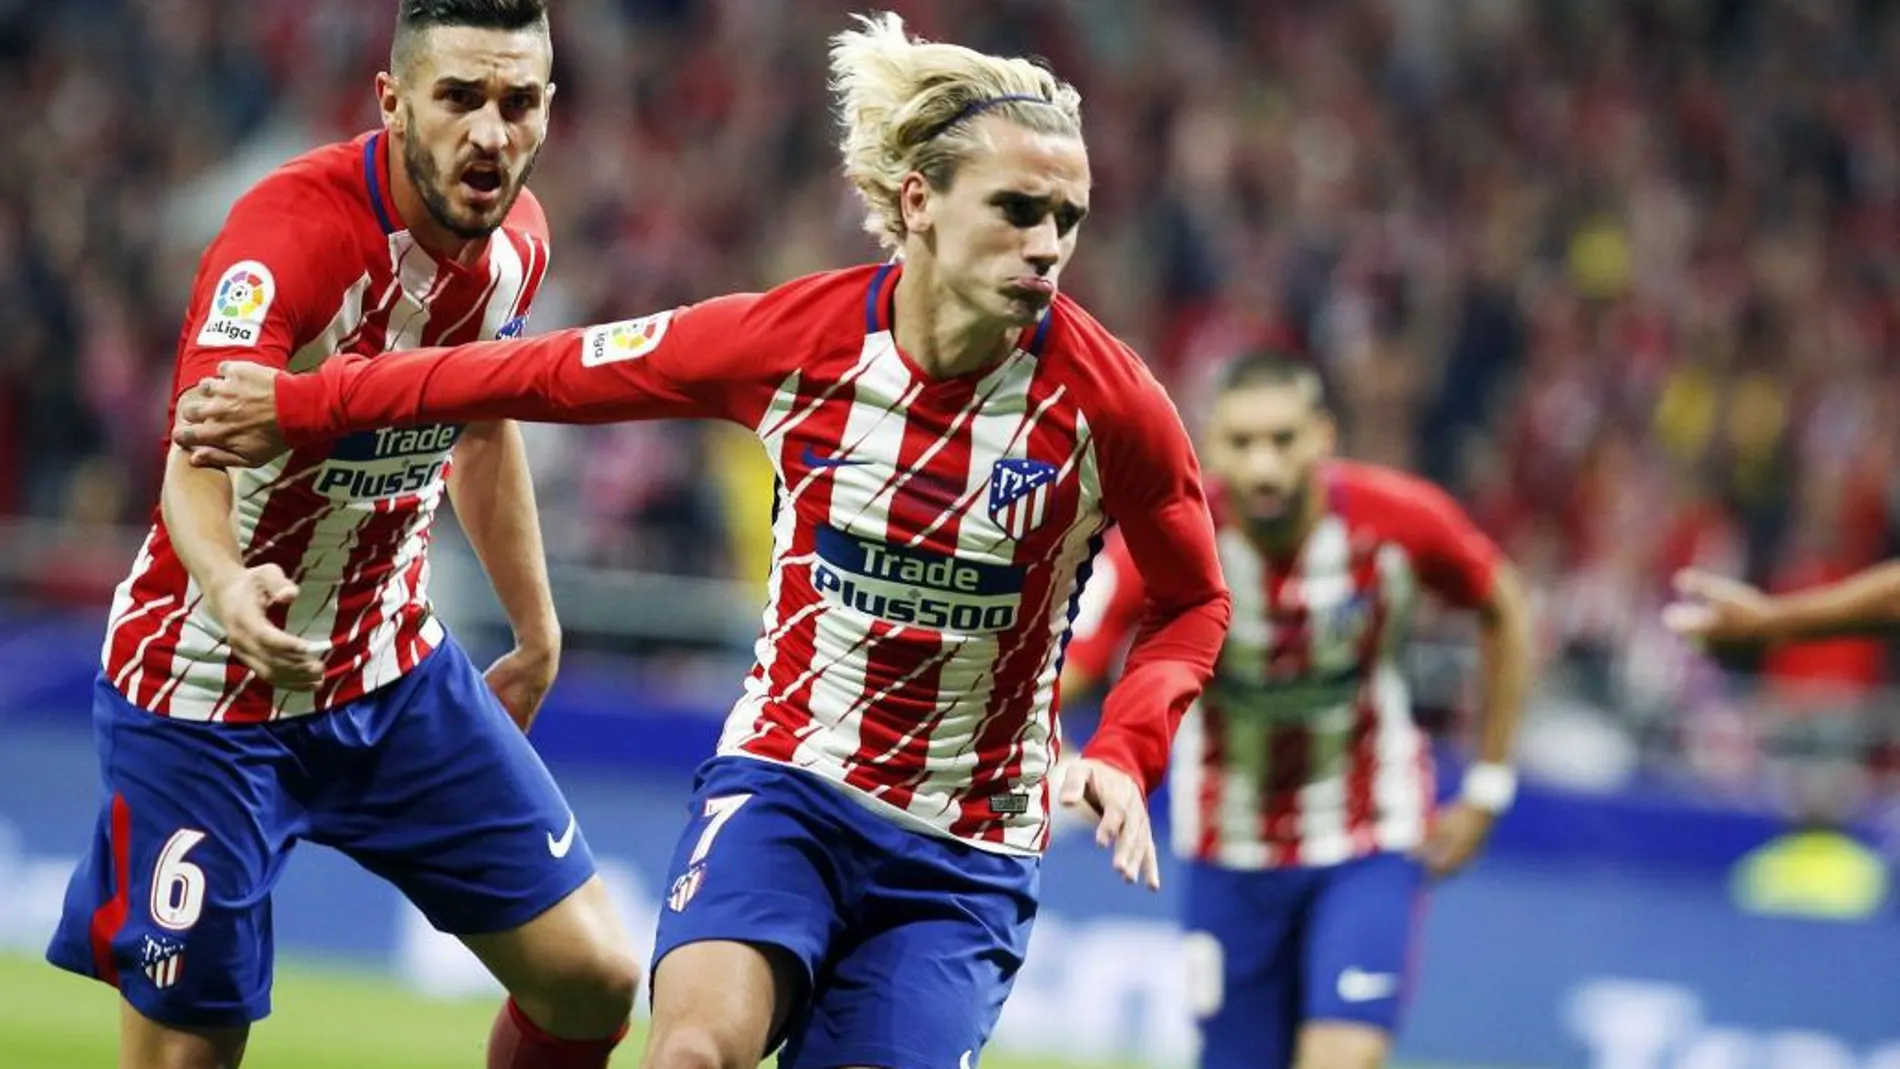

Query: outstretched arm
[[176, 299, 762, 465], [1665, 563, 1900, 643]]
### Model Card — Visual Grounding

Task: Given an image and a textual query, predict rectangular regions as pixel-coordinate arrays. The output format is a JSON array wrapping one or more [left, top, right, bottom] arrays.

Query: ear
[[898, 171, 934, 237], [375, 72, 402, 134], [1315, 409, 1339, 457]]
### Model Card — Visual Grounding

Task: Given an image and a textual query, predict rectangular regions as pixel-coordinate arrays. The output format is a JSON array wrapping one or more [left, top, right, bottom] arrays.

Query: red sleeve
[[1062, 531, 1146, 684], [172, 182, 346, 399], [1370, 473, 1501, 609], [276, 293, 774, 444], [1079, 368, 1231, 796]]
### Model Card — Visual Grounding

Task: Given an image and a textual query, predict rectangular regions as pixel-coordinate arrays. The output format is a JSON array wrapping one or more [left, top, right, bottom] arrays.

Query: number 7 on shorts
[[689, 794, 751, 866]]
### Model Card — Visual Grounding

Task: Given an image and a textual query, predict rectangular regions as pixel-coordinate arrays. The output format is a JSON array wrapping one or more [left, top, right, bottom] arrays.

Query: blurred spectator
[[10, 0, 1900, 808]]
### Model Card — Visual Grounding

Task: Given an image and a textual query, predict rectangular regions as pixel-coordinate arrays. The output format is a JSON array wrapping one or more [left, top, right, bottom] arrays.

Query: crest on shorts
[[988, 458, 1059, 539], [667, 864, 706, 913], [140, 934, 187, 989]]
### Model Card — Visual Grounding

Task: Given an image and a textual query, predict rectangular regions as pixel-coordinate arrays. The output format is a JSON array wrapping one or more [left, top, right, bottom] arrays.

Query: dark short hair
[[1213, 350, 1328, 411], [391, 0, 550, 75]]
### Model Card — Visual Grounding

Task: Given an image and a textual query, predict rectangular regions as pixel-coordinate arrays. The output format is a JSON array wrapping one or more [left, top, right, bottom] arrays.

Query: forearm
[[447, 421, 560, 652], [1082, 591, 1230, 794], [1762, 561, 1900, 640], [278, 331, 577, 442], [159, 445, 247, 592], [277, 324, 710, 446], [1472, 564, 1532, 767]]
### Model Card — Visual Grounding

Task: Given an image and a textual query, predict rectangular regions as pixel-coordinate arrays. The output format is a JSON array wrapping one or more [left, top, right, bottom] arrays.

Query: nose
[[1244, 441, 1288, 489], [1023, 217, 1060, 272], [468, 103, 507, 156]]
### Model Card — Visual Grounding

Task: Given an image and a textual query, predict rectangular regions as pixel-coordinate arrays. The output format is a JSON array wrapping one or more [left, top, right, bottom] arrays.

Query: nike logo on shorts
[[547, 813, 578, 858], [1337, 966, 1399, 1002]]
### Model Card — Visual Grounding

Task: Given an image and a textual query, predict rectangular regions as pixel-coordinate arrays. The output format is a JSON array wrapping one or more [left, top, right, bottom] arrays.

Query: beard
[[1238, 479, 1313, 549], [401, 111, 540, 241]]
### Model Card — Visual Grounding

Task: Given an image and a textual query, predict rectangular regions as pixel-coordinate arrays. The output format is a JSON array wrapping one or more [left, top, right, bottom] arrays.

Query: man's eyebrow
[[434, 75, 543, 93]]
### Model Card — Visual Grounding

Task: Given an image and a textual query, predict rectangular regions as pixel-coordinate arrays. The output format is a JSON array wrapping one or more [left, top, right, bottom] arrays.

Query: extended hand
[[1415, 801, 1496, 880], [483, 643, 559, 732], [1060, 758, 1161, 890], [173, 362, 291, 468], [1662, 568, 1775, 646], [208, 564, 326, 690]]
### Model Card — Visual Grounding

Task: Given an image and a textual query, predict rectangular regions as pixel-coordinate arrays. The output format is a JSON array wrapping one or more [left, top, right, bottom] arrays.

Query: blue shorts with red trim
[[44, 637, 594, 1028], [1182, 852, 1426, 1069], [651, 756, 1039, 1069]]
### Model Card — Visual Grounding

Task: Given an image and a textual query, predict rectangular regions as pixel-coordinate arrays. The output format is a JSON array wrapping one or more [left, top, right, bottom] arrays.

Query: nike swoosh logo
[[547, 813, 577, 858], [1337, 966, 1399, 1002], [802, 444, 867, 469]]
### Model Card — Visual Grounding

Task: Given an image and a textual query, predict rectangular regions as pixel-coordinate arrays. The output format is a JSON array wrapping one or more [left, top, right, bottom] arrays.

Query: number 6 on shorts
[[689, 794, 751, 865], [151, 828, 209, 931]]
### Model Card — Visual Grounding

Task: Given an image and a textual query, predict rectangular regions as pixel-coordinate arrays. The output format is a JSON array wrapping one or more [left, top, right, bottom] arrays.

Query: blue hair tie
[[923, 93, 1051, 141]]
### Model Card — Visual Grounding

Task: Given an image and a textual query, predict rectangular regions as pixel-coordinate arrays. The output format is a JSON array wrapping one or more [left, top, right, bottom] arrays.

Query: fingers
[[1671, 568, 1710, 598], [1672, 568, 1748, 603], [251, 564, 299, 605], [1660, 601, 1713, 636], [1097, 787, 1128, 850], [183, 445, 252, 469], [227, 566, 325, 689], [1061, 760, 1162, 887], [1059, 761, 1088, 808], [1109, 802, 1144, 880], [230, 629, 325, 690]]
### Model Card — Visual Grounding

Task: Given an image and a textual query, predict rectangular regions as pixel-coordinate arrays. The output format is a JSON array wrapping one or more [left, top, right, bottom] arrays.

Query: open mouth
[[460, 165, 503, 200]]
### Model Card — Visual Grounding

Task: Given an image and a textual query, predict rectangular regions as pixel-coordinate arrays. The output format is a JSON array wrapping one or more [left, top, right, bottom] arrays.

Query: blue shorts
[[45, 637, 595, 1028], [1183, 852, 1425, 1069], [652, 756, 1039, 1069]]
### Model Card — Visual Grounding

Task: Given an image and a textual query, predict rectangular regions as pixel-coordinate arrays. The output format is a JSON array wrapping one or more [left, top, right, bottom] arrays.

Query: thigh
[[46, 676, 300, 1029], [649, 757, 852, 1004], [307, 639, 595, 936], [1301, 852, 1425, 1034], [779, 822, 1039, 1069], [1183, 862, 1309, 1069], [645, 939, 805, 1069]]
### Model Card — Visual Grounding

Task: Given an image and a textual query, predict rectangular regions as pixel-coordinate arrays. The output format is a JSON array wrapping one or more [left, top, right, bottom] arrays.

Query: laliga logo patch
[[580, 310, 673, 367], [196, 260, 276, 348]]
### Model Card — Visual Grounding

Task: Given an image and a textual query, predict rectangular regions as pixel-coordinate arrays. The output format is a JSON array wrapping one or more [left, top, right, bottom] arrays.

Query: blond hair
[[829, 11, 1084, 251]]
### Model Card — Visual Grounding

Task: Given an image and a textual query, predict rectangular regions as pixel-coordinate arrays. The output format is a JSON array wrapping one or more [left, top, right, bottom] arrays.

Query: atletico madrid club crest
[[139, 934, 187, 989], [988, 458, 1058, 539], [667, 864, 706, 913]]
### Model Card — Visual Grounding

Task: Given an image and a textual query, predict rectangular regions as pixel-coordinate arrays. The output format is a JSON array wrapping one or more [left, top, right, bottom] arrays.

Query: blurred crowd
[[7, 0, 1900, 803]]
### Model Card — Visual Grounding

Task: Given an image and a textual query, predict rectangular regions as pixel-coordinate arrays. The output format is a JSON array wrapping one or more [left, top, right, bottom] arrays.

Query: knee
[[564, 946, 642, 1019], [642, 1026, 752, 1069], [518, 944, 642, 1025]]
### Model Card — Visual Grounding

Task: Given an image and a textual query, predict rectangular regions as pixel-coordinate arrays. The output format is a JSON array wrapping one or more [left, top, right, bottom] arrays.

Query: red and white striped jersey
[[272, 263, 1232, 854], [1066, 461, 1501, 868], [104, 132, 551, 722]]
